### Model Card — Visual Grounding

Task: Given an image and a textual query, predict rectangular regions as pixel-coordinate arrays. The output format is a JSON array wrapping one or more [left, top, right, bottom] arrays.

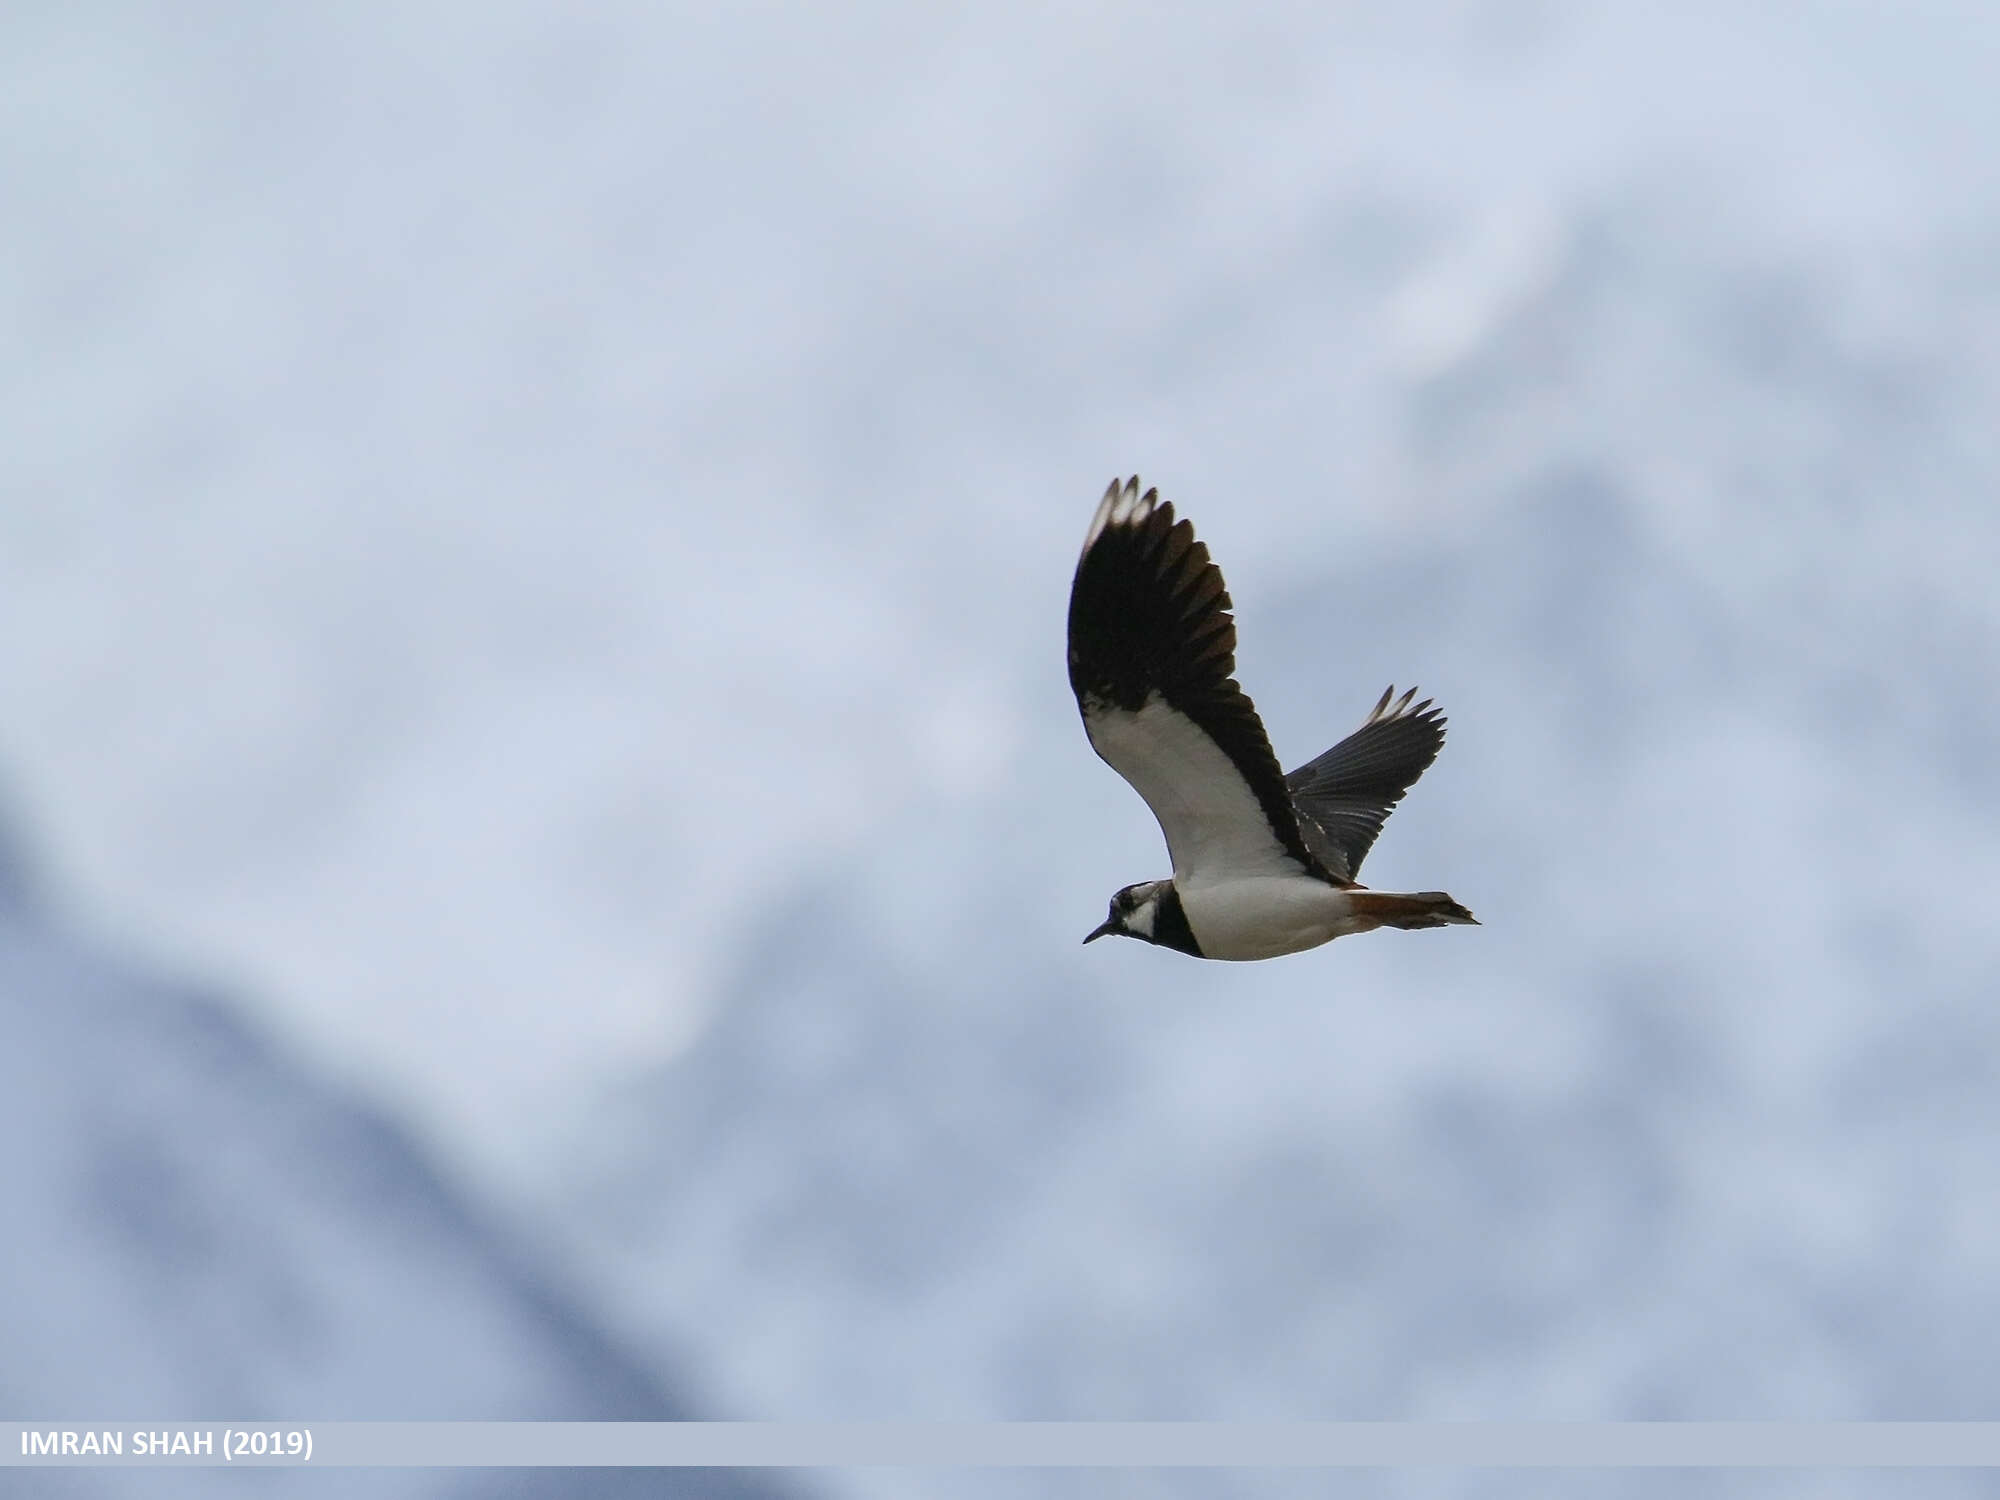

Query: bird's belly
[[1177, 877, 1367, 961]]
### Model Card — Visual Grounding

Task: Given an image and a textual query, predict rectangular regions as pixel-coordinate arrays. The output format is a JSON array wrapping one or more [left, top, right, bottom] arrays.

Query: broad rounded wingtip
[[1081, 478, 1134, 554], [1081, 474, 1170, 556], [1364, 684, 1438, 727]]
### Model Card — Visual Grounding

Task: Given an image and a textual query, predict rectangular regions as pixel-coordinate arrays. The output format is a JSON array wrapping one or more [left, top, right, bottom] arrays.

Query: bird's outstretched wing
[[1285, 686, 1447, 882], [1068, 477, 1337, 886]]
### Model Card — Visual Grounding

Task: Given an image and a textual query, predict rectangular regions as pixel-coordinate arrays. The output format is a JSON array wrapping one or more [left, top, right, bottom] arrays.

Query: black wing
[[1068, 478, 1337, 885], [1285, 686, 1447, 882]]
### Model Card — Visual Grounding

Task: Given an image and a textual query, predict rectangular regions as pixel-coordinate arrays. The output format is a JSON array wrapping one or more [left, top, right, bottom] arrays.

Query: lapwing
[[1070, 476, 1477, 960]]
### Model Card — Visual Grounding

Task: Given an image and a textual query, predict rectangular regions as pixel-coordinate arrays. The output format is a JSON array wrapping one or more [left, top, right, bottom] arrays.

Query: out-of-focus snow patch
[[1387, 201, 1567, 379], [910, 677, 1026, 803]]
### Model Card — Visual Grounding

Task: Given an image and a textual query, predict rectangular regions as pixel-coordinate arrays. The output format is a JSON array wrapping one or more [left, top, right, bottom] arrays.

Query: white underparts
[[1175, 875, 1378, 961]]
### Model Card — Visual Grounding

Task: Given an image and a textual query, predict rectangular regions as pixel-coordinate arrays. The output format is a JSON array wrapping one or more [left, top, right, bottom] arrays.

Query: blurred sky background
[[5, 2, 2000, 1497]]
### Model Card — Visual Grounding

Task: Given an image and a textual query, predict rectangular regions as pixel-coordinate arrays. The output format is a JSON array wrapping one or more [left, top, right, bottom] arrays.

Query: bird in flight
[[1069, 476, 1477, 960]]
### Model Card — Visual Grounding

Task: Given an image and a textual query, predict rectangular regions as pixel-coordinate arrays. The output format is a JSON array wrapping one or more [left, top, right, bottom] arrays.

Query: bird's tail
[[1346, 889, 1480, 930]]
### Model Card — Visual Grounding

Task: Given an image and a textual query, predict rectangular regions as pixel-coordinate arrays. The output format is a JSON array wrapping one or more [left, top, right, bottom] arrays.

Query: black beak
[[1082, 918, 1119, 945]]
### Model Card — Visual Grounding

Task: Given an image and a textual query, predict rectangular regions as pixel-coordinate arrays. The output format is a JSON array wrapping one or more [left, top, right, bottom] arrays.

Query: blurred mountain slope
[[0, 810, 796, 1500]]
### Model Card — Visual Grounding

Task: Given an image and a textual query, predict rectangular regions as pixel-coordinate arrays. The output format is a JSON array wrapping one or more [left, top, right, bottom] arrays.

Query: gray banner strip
[[11, 1423, 2000, 1468]]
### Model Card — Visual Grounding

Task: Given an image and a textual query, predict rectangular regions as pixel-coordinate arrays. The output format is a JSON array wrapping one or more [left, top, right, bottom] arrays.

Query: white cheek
[[1126, 901, 1157, 938]]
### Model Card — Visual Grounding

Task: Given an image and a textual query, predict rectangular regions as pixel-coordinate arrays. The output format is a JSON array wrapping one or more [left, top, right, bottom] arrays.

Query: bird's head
[[1083, 880, 1166, 946]]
